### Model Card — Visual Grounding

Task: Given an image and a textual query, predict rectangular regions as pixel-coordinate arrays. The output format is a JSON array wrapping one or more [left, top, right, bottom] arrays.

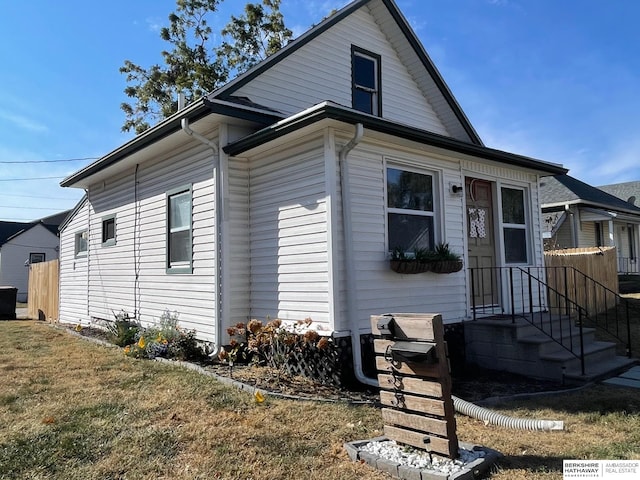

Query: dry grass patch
[[2, 321, 640, 480], [0, 321, 388, 480]]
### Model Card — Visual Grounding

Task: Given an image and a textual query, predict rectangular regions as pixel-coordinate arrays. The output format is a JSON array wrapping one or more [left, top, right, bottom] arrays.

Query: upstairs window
[[386, 166, 436, 253], [501, 187, 529, 264], [352, 46, 381, 116], [167, 186, 192, 274], [102, 215, 116, 246]]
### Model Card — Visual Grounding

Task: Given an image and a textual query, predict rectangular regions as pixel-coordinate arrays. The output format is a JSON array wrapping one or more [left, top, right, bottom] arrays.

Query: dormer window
[[352, 46, 381, 116]]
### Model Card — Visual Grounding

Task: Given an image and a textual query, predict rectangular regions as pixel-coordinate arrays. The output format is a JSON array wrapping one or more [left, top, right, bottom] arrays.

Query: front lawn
[[1, 321, 639, 479]]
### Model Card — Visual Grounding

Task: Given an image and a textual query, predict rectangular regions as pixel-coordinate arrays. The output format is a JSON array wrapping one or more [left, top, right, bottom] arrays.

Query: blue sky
[[1, 0, 638, 221]]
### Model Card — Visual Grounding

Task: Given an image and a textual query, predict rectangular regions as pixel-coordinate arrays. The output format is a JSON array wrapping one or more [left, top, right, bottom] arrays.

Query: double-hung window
[[75, 230, 88, 257], [386, 166, 436, 253], [352, 46, 381, 116], [167, 186, 192, 273], [501, 187, 529, 263]]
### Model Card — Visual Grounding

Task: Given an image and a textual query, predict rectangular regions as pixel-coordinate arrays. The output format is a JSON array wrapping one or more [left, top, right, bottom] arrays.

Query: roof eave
[[224, 103, 567, 175]]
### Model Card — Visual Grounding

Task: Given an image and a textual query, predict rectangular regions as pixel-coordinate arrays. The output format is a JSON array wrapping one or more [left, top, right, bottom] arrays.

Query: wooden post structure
[[371, 313, 459, 459]]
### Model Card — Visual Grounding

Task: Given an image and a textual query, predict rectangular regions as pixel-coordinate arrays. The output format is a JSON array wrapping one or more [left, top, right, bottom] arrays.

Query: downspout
[[85, 188, 90, 322], [338, 124, 564, 430], [338, 123, 377, 386], [181, 117, 222, 356]]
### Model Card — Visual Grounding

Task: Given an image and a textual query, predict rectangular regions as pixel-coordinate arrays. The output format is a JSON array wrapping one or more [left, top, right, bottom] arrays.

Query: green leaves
[[120, 0, 292, 134]]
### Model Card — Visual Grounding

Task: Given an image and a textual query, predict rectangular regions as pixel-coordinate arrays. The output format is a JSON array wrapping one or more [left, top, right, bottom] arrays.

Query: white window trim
[[499, 184, 531, 265], [166, 185, 193, 274], [384, 161, 441, 255]]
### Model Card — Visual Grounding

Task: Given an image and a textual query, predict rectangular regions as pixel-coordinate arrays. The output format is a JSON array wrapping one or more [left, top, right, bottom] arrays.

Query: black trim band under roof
[[223, 102, 567, 176]]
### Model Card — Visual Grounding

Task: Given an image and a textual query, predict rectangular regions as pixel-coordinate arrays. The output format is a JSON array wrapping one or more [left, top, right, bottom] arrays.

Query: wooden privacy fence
[[544, 247, 619, 315], [28, 259, 59, 322]]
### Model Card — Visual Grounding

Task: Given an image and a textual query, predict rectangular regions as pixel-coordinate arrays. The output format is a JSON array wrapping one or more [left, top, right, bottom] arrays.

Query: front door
[[466, 178, 498, 309]]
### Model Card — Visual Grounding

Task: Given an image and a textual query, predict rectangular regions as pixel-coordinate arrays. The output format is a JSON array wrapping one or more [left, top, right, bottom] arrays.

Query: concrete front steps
[[465, 313, 637, 384]]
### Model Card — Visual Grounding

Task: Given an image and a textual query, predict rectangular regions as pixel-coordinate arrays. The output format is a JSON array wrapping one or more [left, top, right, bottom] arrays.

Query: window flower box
[[389, 243, 463, 275]]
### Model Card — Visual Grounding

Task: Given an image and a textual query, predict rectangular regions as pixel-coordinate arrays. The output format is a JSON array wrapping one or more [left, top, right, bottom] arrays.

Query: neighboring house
[[0, 210, 70, 302], [58, 0, 566, 381], [598, 181, 640, 208], [540, 175, 640, 273]]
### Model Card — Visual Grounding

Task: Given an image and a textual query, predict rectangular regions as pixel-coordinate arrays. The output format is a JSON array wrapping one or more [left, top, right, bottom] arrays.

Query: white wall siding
[[59, 198, 90, 324], [340, 141, 467, 333], [232, 9, 449, 136], [248, 137, 331, 330], [85, 138, 219, 342], [1, 225, 60, 303]]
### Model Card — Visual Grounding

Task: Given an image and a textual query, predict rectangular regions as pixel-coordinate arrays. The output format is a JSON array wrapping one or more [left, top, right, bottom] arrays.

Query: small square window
[[102, 216, 116, 246], [75, 230, 88, 256]]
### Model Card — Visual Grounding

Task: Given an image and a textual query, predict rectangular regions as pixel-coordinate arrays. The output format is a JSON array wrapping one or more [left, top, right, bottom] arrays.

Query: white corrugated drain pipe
[[338, 123, 564, 431], [181, 117, 222, 356]]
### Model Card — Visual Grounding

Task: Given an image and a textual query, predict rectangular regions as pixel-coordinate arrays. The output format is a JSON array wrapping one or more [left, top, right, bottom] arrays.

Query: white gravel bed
[[360, 439, 485, 475]]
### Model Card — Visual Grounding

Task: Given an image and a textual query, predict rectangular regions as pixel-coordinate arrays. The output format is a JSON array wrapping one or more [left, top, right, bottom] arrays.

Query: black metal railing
[[470, 266, 636, 375], [618, 257, 640, 275]]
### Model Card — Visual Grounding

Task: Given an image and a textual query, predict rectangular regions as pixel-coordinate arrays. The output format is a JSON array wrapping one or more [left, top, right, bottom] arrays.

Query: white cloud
[[0, 110, 48, 133]]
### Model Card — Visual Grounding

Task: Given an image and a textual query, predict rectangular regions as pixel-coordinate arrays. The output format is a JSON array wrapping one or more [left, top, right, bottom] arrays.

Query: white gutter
[[181, 117, 222, 356], [338, 123, 377, 387]]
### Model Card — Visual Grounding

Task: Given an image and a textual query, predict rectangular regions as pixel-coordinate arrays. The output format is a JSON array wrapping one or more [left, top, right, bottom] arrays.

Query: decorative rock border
[[344, 437, 502, 480]]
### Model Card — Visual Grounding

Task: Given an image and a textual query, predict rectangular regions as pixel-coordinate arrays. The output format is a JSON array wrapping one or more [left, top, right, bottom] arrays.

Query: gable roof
[[211, 0, 483, 145], [0, 209, 71, 245], [61, 0, 564, 190], [0, 222, 31, 245], [597, 181, 640, 206], [540, 175, 640, 215]]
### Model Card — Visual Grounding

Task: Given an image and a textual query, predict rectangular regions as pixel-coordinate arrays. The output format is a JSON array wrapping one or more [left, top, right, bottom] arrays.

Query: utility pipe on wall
[[338, 123, 377, 387], [181, 117, 222, 356], [338, 124, 564, 431]]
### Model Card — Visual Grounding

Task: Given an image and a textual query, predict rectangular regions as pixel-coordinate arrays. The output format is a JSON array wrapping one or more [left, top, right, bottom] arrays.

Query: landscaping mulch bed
[[69, 324, 567, 404]]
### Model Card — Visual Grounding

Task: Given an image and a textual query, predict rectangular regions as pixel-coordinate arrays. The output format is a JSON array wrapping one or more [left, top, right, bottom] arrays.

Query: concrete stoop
[[465, 314, 635, 383]]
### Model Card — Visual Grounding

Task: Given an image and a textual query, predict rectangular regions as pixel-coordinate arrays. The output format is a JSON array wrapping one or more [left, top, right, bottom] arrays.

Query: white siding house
[[59, 0, 567, 381]]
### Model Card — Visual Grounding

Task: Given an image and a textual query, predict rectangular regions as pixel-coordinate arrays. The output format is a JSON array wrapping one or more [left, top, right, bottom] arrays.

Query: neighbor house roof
[[0, 210, 71, 245], [0, 222, 31, 245], [540, 175, 640, 215], [224, 101, 567, 175], [597, 181, 640, 206]]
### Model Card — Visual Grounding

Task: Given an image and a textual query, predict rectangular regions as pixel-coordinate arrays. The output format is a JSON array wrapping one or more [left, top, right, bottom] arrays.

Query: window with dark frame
[[29, 253, 45, 264], [386, 166, 436, 253], [102, 216, 116, 246], [352, 46, 381, 116], [501, 187, 528, 264], [167, 187, 192, 273]]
